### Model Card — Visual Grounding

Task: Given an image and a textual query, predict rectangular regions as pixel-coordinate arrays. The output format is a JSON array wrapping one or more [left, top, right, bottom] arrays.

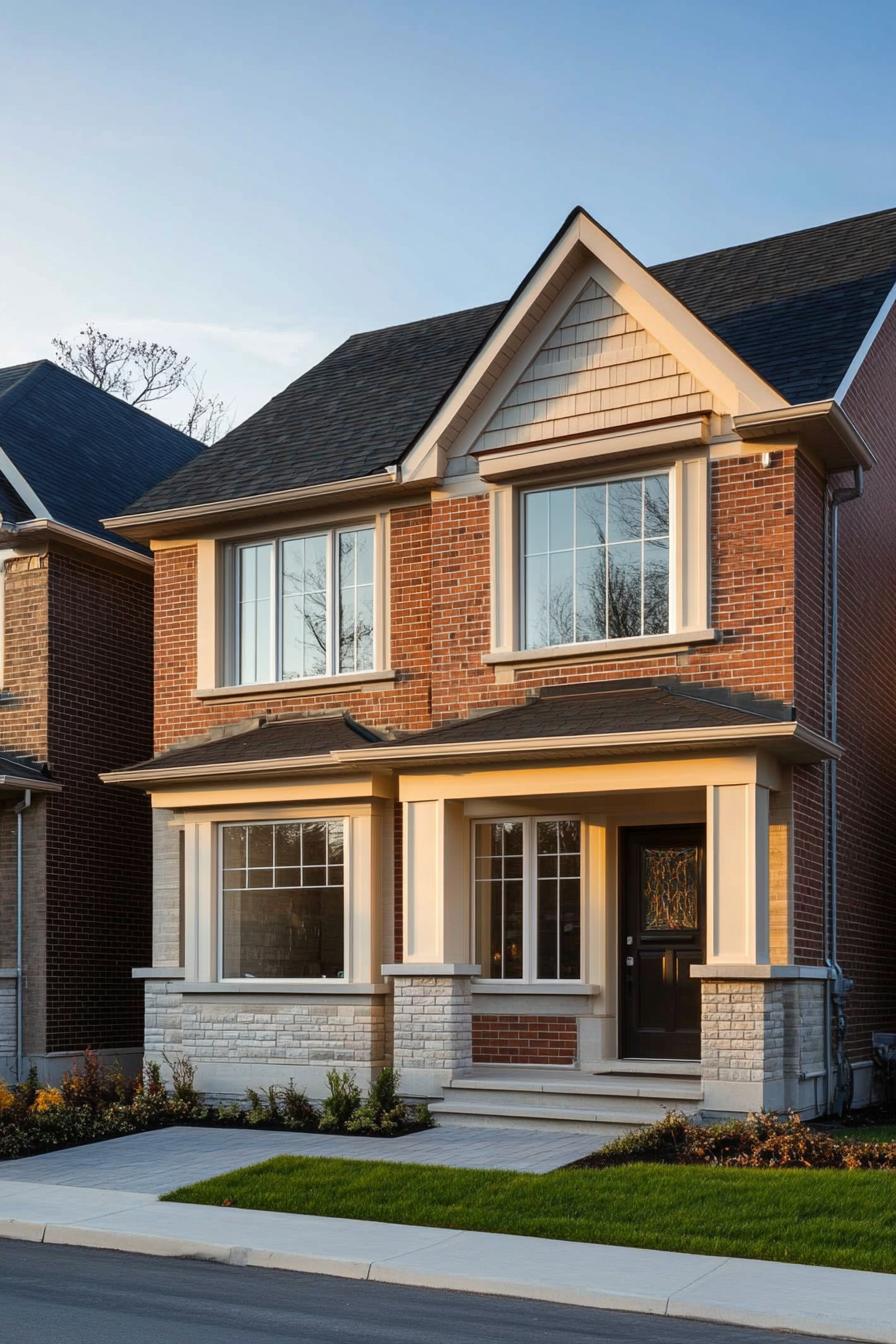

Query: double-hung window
[[220, 820, 346, 980], [232, 525, 374, 685], [474, 818, 582, 982], [522, 471, 670, 650]]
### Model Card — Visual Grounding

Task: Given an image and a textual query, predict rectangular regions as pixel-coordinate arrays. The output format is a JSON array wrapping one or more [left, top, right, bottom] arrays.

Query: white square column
[[706, 782, 770, 967]]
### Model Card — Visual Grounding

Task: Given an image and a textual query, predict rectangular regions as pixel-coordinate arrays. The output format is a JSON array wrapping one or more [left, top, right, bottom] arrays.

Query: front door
[[620, 826, 705, 1060]]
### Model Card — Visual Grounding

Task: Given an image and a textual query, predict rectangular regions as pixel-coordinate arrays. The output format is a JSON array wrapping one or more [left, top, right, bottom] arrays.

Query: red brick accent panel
[[472, 1014, 577, 1065]]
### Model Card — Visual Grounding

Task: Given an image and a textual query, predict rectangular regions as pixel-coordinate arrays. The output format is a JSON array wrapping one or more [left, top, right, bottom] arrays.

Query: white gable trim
[[0, 442, 53, 522], [401, 210, 787, 483], [833, 278, 896, 402]]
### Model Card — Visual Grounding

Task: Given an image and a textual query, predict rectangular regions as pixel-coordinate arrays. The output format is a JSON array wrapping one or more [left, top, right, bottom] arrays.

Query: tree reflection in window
[[524, 473, 669, 650]]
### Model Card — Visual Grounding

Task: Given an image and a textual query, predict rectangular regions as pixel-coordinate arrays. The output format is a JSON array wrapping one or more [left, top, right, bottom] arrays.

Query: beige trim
[[690, 963, 834, 980], [0, 518, 152, 571], [470, 981, 600, 996], [381, 963, 479, 976], [339, 722, 838, 769], [132, 967, 184, 979], [178, 981, 390, 995], [475, 416, 710, 480], [196, 669, 398, 703], [103, 468, 401, 540], [484, 629, 717, 672], [734, 401, 875, 471]]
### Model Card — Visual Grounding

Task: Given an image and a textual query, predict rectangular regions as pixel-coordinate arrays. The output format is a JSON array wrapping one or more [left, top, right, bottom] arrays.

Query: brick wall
[[836, 305, 896, 1056], [43, 548, 153, 1053], [472, 1014, 577, 1065]]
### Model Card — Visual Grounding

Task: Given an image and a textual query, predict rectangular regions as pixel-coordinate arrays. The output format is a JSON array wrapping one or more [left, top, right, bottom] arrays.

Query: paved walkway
[[0, 1124, 598, 1192], [0, 1179, 893, 1342]]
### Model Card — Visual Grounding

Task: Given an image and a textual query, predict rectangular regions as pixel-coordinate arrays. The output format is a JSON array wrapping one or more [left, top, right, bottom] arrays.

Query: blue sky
[[1, 0, 894, 427]]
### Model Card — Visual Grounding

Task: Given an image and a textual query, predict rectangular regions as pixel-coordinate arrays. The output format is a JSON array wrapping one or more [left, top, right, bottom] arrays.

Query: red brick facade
[[472, 1014, 577, 1065], [149, 363, 896, 1069]]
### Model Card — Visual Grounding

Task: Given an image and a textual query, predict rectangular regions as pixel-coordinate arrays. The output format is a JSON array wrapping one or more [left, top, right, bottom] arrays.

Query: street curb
[[1, 1219, 893, 1342]]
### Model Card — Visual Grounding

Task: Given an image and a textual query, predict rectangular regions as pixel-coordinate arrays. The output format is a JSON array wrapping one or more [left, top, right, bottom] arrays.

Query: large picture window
[[220, 820, 345, 980], [522, 472, 669, 650], [474, 818, 581, 981], [232, 526, 374, 685]]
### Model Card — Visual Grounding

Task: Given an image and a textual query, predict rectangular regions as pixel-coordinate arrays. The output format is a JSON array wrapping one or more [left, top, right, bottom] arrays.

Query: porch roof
[[103, 680, 838, 789], [0, 751, 59, 794]]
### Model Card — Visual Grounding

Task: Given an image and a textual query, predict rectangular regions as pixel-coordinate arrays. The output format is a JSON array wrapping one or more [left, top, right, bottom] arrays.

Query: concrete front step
[[428, 1101, 644, 1134], [432, 1068, 704, 1133]]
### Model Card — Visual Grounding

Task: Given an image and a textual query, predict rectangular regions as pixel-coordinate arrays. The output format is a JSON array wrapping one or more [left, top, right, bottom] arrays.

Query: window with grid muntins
[[220, 820, 345, 979], [523, 472, 669, 649], [231, 526, 374, 685]]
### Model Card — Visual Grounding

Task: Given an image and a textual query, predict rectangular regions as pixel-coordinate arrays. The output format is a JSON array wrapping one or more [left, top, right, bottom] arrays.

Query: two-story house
[[0, 360, 199, 1082], [105, 206, 896, 1128]]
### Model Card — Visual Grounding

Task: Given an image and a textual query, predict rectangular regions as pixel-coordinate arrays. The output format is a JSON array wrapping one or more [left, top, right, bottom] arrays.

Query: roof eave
[[0, 773, 61, 794], [99, 752, 383, 788], [103, 467, 402, 542], [734, 401, 876, 472]]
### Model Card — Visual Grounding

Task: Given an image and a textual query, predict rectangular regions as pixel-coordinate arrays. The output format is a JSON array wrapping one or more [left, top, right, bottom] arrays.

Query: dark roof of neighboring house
[[376, 680, 794, 750], [0, 360, 201, 549], [0, 751, 53, 783], [124, 712, 382, 774], [122, 206, 896, 517]]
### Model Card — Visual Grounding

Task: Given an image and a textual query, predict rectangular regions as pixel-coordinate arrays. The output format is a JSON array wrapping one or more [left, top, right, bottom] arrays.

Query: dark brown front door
[[620, 826, 705, 1060]]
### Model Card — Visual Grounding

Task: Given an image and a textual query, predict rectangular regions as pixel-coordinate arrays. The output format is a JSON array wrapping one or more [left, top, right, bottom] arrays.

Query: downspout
[[14, 788, 31, 1083], [824, 464, 864, 1116]]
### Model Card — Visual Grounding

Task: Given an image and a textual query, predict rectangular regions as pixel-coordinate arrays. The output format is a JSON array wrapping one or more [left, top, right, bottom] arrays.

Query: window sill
[[195, 669, 397, 703], [483, 628, 717, 675], [132, 966, 184, 980], [472, 981, 600, 996], [179, 980, 390, 995]]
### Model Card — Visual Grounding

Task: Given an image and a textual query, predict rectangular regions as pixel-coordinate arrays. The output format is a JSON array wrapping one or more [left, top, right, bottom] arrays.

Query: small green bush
[[345, 1067, 434, 1136], [319, 1069, 363, 1132]]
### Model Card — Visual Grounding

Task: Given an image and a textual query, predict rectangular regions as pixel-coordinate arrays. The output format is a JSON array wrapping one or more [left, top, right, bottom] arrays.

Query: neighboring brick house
[[106, 206, 896, 1128], [0, 360, 199, 1081]]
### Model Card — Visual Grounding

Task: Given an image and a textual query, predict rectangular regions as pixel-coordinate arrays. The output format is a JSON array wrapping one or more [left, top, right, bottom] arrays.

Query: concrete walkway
[[0, 1178, 894, 1342], [0, 1124, 599, 1192]]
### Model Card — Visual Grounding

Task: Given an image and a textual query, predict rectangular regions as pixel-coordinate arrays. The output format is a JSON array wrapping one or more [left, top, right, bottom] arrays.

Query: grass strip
[[164, 1155, 896, 1274]]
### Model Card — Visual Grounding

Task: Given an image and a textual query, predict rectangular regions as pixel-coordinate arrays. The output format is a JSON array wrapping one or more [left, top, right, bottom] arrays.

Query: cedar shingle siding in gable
[[472, 278, 718, 455]]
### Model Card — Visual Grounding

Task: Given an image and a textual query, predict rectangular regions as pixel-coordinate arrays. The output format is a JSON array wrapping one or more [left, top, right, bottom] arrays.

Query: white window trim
[[471, 814, 584, 986], [224, 521, 378, 688], [216, 818, 352, 984], [488, 453, 711, 665]]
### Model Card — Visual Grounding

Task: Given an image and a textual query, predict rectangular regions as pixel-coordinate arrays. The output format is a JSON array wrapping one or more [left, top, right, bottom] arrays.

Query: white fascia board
[[0, 442, 52, 521], [833, 278, 896, 402]]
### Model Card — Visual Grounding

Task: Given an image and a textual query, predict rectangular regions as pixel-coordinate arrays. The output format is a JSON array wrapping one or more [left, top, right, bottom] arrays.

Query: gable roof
[[0, 360, 201, 550], [119, 205, 896, 519]]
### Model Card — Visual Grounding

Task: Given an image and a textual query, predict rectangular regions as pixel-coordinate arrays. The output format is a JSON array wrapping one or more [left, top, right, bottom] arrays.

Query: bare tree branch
[[51, 325, 232, 444]]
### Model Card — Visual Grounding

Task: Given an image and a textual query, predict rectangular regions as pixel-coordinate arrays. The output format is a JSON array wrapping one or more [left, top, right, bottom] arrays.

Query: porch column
[[383, 798, 479, 1096], [699, 783, 784, 1113]]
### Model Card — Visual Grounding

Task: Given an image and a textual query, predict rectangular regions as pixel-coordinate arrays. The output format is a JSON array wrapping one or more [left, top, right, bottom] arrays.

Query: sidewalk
[[0, 1176, 893, 1342]]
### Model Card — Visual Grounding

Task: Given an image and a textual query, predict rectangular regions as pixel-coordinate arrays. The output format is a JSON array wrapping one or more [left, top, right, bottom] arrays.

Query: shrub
[[588, 1110, 896, 1171], [279, 1080, 318, 1131], [345, 1068, 435, 1136], [164, 1054, 200, 1106], [0, 1081, 15, 1113], [33, 1087, 64, 1113], [319, 1070, 362, 1132]]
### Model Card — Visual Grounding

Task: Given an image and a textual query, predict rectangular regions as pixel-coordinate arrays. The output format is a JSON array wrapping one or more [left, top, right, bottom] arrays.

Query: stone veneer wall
[[152, 810, 182, 967], [701, 980, 785, 1104], [0, 980, 16, 1066], [144, 981, 386, 1097]]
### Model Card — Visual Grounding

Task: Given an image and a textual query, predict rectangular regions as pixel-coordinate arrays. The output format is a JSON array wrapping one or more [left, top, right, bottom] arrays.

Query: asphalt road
[[0, 1240, 833, 1344]]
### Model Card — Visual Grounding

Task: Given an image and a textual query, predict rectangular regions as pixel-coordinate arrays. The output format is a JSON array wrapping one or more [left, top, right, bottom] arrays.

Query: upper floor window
[[233, 526, 374, 685], [522, 472, 669, 650]]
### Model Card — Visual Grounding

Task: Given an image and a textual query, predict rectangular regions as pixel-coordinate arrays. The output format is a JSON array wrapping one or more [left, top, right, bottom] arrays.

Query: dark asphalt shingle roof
[[0, 751, 53, 782], [127, 713, 381, 773], [0, 360, 201, 548], [380, 680, 793, 750], [123, 206, 896, 517]]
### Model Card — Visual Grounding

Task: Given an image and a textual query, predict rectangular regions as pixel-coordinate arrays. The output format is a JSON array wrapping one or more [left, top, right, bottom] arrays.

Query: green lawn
[[835, 1125, 896, 1143], [164, 1155, 896, 1274]]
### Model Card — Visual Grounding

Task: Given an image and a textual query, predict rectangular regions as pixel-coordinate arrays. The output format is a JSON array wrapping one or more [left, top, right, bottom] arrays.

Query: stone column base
[[384, 964, 478, 1097]]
